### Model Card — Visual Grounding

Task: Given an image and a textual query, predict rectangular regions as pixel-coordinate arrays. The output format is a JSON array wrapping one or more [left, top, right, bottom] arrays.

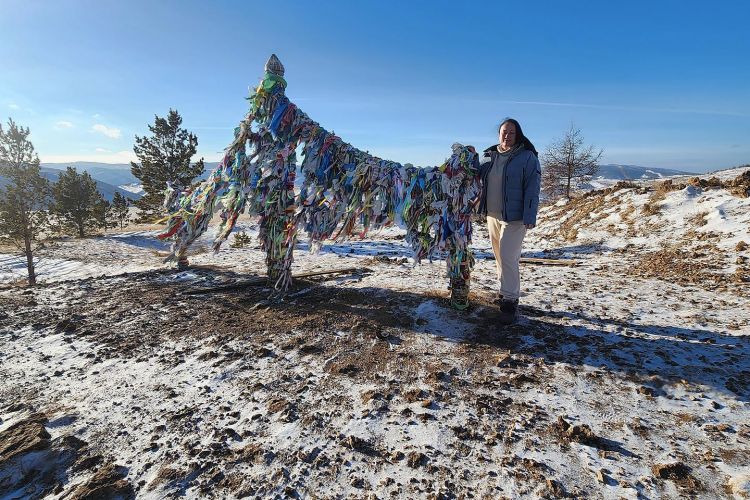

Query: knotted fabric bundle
[[160, 55, 480, 305]]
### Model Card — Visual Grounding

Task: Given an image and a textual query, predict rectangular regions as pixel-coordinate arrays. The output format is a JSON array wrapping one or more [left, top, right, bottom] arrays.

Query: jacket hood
[[483, 140, 538, 157], [483, 143, 526, 153]]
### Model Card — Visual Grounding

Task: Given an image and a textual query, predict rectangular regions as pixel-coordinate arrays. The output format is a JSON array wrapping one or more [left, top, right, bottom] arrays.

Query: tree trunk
[[24, 233, 36, 286]]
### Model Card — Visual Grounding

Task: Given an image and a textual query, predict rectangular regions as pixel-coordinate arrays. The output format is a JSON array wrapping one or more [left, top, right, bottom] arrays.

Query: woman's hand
[[525, 223, 535, 230]]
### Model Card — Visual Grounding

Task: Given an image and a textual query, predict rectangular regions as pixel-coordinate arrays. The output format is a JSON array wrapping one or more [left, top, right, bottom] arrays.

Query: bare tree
[[541, 124, 603, 199], [0, 118, 51, 285]]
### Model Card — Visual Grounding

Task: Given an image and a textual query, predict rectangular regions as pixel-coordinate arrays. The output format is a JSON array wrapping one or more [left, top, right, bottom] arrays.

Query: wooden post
[[449, 250, 473, 310]]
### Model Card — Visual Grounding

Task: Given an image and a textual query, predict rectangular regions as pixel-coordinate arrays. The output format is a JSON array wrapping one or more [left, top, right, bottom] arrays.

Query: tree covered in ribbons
[[131, 109, 204, 222], [158, 55, 481, 305], [52, 166, 106, 237], [0, 118, 51, 286]]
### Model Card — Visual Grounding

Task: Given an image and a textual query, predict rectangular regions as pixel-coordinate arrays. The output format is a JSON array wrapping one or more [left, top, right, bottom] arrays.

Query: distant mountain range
[[40, 162, 220, 187], [0, 163, 143, 202], [593, 164, 694, 180], [41, 162, 140, 186]]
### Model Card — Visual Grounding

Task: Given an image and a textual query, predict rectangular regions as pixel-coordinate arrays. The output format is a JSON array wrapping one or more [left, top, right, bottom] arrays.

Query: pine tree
[[130, 109, 204, 222], [52, 166, 105, 237], [541, 124, 603, 200], [111, 191, 131, 229], [0, 118, 51, 285], [94, 198, 116, 234]]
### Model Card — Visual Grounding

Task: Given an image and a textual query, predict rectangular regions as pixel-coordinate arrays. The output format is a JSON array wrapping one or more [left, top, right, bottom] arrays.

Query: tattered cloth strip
[[159, 55, 480, 298]]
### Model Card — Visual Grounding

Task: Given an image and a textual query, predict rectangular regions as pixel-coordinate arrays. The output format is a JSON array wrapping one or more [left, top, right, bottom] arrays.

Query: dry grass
[[688, 211, 709, 227], [641, 202, 660, 216], [549, 195, 607, 242], [655, 179, 675, 193], [641, 190, 666, 217], [630, 244, 730, 289], [629, 244, 750, 296], [652, 169, 749, 199], [620, 203, 636, 225]]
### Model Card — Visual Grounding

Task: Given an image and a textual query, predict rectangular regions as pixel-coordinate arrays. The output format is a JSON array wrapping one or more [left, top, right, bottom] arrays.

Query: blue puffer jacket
[[477, 144, 541, 225]]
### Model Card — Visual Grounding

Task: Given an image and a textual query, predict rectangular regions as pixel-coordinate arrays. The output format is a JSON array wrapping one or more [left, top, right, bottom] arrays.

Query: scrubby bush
[[231, 231, 252, 248]]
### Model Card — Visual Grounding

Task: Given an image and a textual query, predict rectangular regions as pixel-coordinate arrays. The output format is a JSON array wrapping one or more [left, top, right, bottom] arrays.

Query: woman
[[478, 118, 541, 324]]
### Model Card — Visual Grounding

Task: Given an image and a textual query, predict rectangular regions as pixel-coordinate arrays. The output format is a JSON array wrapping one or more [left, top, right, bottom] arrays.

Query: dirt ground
[[2, 261, 750, 499]]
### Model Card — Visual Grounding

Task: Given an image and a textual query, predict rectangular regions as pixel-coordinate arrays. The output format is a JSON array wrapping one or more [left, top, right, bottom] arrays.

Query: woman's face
[[499, 122, 517, 150]]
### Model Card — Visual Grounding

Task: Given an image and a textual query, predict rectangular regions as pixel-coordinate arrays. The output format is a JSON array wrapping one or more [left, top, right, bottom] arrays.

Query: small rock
[[637, 386, 655, 397], [704, 423, 733, 433], [406, 451, 427, 468], [55, 318, 79, 333], [652, 462, 697, 488], [545, 478, 567, 497], [556, 416, 603, 448]]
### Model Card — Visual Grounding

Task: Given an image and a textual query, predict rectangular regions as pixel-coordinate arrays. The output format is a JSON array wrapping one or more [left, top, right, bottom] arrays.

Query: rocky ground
[[1, 170, 750, 499]]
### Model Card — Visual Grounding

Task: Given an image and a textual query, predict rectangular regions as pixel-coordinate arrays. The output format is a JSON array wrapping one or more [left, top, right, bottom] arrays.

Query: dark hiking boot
[[497, 299, 518, 325]]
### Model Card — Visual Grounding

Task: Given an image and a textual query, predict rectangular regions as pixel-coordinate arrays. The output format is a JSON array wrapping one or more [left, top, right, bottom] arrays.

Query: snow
[[118, 183, 145, 195], [1, 174, 749, 497]]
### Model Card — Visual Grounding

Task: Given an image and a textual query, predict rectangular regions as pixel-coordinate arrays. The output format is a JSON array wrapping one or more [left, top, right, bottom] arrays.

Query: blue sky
[[1, 0, 748, 173]]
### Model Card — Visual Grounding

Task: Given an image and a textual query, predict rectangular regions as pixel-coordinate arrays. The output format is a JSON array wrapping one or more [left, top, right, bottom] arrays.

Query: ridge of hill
[[0, 167, 142, 202], [531, 167, 750, 291]]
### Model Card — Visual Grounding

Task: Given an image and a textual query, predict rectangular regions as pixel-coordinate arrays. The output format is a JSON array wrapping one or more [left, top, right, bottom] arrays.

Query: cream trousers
[[487, 217, 527, 300]]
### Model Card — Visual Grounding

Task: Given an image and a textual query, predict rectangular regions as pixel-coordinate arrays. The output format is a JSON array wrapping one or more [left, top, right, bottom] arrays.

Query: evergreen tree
[[111, 191, 131, 229], [94, 198, 116, 234], [0, 118, 51, 285], [52, 166, 105, 237], [130, 109, 204, 222]]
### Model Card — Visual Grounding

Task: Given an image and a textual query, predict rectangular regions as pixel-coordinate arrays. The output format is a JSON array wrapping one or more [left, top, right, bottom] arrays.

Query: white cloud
[[92, 113, 102, 119], [95, 147, 111, 153], [41, 150, 137, 164], [55, 121, 74, 129], [92, 124, 122, 139], [8, 103, 19, 110]]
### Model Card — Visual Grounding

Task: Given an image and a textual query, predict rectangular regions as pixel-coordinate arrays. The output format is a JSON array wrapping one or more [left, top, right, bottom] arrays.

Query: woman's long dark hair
[[499, 118, 538, 157]]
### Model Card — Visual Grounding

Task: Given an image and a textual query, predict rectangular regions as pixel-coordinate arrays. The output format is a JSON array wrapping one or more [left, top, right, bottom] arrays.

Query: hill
[[0, 167, 748, 498], [41, 161, 221, 186], [0, 167, 142, 202], [41, 162, 139, 186], [584, 164, 695, 190], [594, 164, 694, 180], [532, 166, 750, 291]]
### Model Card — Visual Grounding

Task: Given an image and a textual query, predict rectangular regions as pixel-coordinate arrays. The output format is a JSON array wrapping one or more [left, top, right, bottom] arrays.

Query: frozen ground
[[1, 168, 749, 499]]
